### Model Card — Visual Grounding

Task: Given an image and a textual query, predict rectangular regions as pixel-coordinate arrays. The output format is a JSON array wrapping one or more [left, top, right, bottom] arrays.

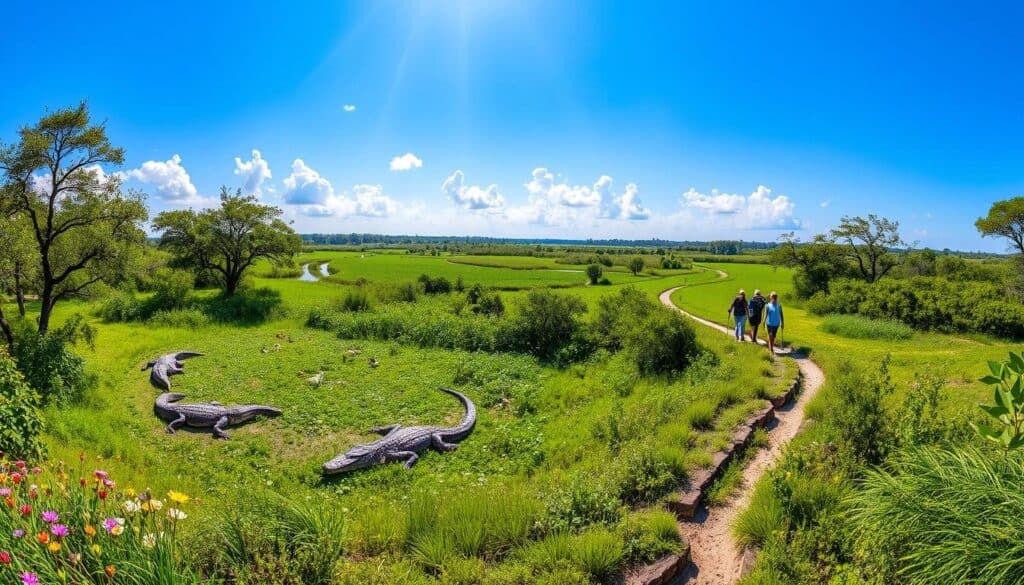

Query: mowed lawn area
[[27, 256, 799, 582]]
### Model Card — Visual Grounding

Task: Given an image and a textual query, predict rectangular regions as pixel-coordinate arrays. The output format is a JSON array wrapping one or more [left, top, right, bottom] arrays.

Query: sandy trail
[[658, 286, 826, 585]]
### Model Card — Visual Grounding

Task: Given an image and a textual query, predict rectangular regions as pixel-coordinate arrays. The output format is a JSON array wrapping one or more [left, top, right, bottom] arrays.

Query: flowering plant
[[0, 453, 197, 583]]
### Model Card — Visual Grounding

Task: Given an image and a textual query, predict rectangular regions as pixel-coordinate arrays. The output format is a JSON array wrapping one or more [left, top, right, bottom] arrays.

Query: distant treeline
[[300, 233, 775, 255]]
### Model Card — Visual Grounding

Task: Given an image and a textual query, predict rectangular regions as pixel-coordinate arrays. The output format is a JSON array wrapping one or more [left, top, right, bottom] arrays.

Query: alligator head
[[322, 443, 382, 475]]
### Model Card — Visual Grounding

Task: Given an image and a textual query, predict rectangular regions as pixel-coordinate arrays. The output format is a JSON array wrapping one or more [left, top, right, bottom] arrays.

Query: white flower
[[167, 508, 187, 521], [142, 533, 156, 549], [123, 500, 141, 514]]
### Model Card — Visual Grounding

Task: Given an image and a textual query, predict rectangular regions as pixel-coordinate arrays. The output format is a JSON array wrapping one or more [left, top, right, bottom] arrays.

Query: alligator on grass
[[141, 351, 204, 390], [322, 387, 476, 475], [155, 392, 282, 439]]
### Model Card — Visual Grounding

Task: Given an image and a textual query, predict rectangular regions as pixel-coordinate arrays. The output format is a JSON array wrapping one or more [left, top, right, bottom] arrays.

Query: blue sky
[[2, 1, 1022, 251]]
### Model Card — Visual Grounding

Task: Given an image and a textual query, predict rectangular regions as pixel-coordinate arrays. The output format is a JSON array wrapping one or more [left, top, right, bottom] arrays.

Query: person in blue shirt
[[764, 291, 784, 355]]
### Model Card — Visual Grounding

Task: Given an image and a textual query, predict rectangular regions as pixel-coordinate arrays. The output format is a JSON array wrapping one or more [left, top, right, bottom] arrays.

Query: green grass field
[[17, 256, 800, 582]]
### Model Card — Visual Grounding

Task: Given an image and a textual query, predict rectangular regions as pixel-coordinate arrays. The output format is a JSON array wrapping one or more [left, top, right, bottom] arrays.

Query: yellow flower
[[110, 524, 124, 536], [48, 541, 62, 554], [84, 525, 96, 538], [167, 490, 190, 505], [90, 544, 102, 555], [124, 488, 136, 498], [142, 499, 163, 513]]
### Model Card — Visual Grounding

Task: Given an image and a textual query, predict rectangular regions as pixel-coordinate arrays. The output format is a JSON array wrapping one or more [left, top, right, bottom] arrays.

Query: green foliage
[[150, 267, 194, 310], [418, 273, 453, 294], [849, 447, 1024, 585], [620, 509, 681, 563], [538, 474, 622, 534], [569, 526, 626, 582], [199, 492, 347, 585], [733, 479, 786, 548], [976, 195, 1024, 256], [337, 287, 373, 312], [153, 186, 302, 296], [11, 315, 96, 405], [202, 287, 284, 323], [824, 358, 894, 466], [586, 263, 603, 285], [506, 289, 588, 361], [819, 314, 913, 340], [0, 348, 44, 459], [623, 308, 701, 375], [807, 276, 1024, 338], [972, 351, 1024, 450], [627, 256, 645, 275], [0, 101, 149, 334]]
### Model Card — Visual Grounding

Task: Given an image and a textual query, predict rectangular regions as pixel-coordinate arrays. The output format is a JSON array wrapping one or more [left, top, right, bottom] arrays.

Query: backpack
[[748, 296, 765, 318]]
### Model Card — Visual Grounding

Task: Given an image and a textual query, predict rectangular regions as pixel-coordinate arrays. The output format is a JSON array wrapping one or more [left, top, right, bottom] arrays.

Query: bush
[[569, 527, 625, 582], [147, 308, 212, 328], [808, 276, 1024, 339], [623, 309, 701, 375], [586, 264, 603, 285], [202, 287, 283, 323], [849, 447, 1024, 585], [620, 510, 682, 563], [96, 290, 144, 322], [628, 256, 645, 275], [819, 314, 914, 340], [825, 359, 894, 466], [505, 290, 588, 361], [0, 348, 44, 459], [150, 267, 194, 311], [538, 474, 622, 534], [337, 288, 373, 312], [10, 316, 96, 405], [418, 274, 453, 294], [475, 291, 505, 317]]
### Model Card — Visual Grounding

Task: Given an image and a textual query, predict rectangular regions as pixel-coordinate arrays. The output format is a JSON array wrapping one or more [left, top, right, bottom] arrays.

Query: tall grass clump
[[848, 447, 1024, 585], [819, 313, 913, 340]]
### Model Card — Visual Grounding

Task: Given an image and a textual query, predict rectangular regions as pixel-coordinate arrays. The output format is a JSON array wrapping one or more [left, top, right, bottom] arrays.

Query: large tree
[[0, 103, 148, 335], [153, 187, 302, 296], [976, 196, 1024, 256], [829, 214, 905, 283]]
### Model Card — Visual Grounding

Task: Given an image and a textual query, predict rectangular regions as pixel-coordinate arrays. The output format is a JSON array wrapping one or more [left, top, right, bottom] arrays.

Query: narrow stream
[[319, 263, 330, 277], [298, 264, 318, 282]]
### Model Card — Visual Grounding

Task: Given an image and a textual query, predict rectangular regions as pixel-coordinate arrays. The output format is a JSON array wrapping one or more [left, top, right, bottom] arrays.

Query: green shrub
[[683, 399, 717, 430], [849, 447, 1024, 585], [623, 308, 701, 375], [10, 315, 96, 405], [733, 480, 785, 548], [148, 308, 211, 328], [819, 314, 913, 340], [150, 267, 194, 311], [505, 289, 588, 361], [825, 359, 894, 466], [475, 291, 505, 316], [620, 510, 681, 563], [611, 441, 683, 504], [538, 474, 622, 534], [202, 287, 283, 323], [338, 288, 373, 312], [569, 526, 625, 583], [586, 264, 603, 285], [0, 348, 44, 459], [96, 290, 144, 322], [419, 273, 453, 294]]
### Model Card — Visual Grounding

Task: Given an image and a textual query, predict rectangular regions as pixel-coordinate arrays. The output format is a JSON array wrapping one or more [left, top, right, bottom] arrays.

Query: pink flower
[[0, 551, 10, 564], [41, 510, 59, 524], [93, 470, 108, 481], [12, 529, 24, 538], [51, 524, 68, 538], [21, 573, 39, 585]]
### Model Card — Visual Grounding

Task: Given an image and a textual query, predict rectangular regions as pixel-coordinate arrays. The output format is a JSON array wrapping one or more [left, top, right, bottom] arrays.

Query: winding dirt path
[[658, 284, 826, 585]]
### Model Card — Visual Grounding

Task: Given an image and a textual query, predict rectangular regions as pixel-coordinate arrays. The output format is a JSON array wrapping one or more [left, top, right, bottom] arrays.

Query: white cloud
[[525, 168, 602, 208], [122, 154, 199, 202], [442, 170, 505, 210], [282, 159, 398, 217], [820, 199, 830, 208], [606, 182, 650, 220], [681, 185, 798, 229], [343, 104, 356, 112], [233, 149, 272, 196], [389, 152, 423, 171]]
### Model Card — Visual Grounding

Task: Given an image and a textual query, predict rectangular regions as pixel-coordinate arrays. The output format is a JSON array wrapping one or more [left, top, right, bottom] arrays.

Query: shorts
[[748, 317, 762, 327], [766, 325, 779, 336]]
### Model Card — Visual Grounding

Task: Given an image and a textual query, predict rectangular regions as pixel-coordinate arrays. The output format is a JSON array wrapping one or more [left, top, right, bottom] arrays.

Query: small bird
[[368, 357, 379, 369], [273, 343, 282, 352], [260, 347, 269, 354], [307, 371, 325, 387], [346, 349, 361, 357]]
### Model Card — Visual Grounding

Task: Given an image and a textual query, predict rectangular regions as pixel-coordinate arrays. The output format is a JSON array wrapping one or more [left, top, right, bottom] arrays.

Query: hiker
[[728, 289, 748, 341], [765, 291, 784, 355], [748, 289, 766, 343]]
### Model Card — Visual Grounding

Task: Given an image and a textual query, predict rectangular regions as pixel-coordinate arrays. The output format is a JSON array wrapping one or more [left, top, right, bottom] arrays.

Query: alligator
[[322, 387, 476, 475], [154, 392, 282, 439], [141, 351, 204, 390]]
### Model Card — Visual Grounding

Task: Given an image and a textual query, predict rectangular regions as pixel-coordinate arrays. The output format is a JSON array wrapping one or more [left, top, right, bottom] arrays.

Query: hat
[[738, 289, 745, 295], [754, 289, 761, 295]]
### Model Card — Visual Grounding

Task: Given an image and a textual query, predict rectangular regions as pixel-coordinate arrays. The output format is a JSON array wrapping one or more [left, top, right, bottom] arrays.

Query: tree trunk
[[0, 304, 14, 350], [37, 293, 52, 335], [225, 274, 239, 297], [13, 264, 26, 317]]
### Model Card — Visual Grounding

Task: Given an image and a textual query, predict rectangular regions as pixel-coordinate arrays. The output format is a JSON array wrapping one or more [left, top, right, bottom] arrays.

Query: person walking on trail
[[747, 289, 766, 344], [765, 291, 784, 355], [728, 290, 748, 341]]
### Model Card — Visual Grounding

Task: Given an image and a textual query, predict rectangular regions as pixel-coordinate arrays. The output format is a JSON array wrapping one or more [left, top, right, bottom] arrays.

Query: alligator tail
[[242, 406, 283, 417], [438, 387, 476, 442], [156, 393, 187, 407], [174, 351, 204, 360]]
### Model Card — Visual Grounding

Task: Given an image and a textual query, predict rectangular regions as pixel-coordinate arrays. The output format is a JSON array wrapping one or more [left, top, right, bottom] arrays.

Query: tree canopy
[[830, 214, 905, 283], [0, 103, 148, 336], [976, 196, 1024, 256], [153, 187, 302, 296]]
